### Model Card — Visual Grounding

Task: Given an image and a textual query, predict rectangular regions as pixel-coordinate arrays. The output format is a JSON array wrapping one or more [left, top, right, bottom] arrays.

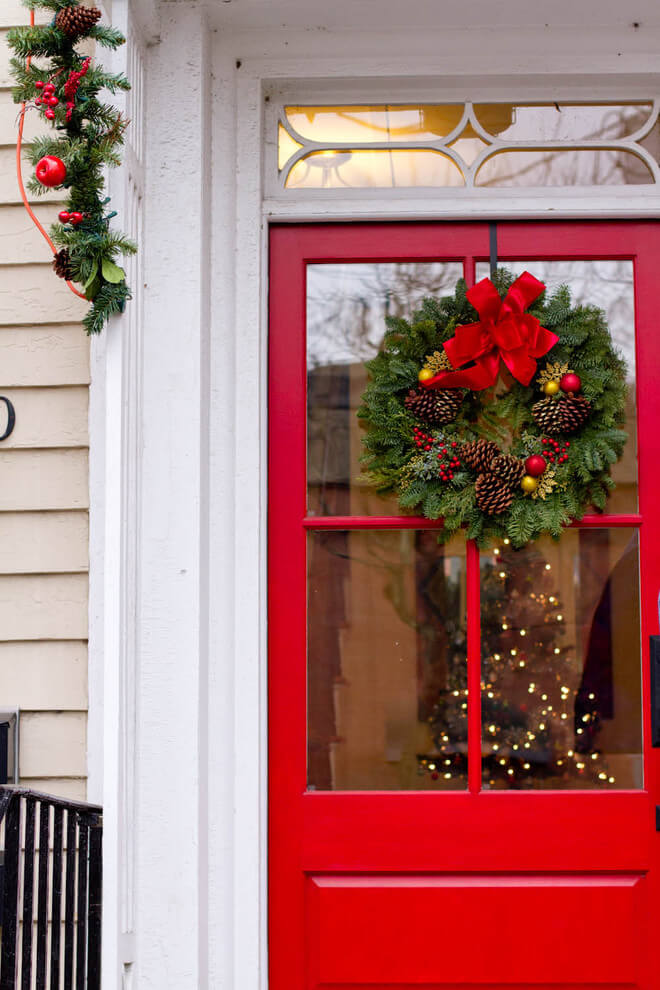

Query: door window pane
[[307, 530, 467, 790], [480, 529, 642, 790], [476, 260, 637, 512], [307, 262, 463, 516]]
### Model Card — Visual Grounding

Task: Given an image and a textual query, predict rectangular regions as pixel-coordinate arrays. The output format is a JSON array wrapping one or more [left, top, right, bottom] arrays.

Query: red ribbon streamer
[[424, 271, 558, 390]]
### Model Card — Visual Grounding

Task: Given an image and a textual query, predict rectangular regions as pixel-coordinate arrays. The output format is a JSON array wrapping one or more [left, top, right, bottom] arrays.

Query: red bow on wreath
[[423, 271, 559, 391]]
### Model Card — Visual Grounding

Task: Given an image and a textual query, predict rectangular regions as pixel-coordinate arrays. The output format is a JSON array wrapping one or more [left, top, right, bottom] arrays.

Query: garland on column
[[8, 0, 135, 334], [359, 270, 628, 548]]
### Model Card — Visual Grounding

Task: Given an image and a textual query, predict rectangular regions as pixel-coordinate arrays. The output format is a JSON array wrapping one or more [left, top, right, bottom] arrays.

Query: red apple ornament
[[560, 372, 581, 394], [35, 155, 66, 188], [525, 454, 547, 477]]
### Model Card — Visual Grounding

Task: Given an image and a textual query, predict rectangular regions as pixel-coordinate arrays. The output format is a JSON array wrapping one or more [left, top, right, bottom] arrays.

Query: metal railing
[[0, 787, 102, 989]]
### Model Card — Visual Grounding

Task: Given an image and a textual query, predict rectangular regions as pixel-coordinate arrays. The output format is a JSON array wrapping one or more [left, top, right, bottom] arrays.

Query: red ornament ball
[[48, 96, 59, 107], [58, 211, 71, 223], [35, 81, 44, 90], [44, 109, 55, 120], [524, 454, 547, 477], [35, 155, 66, 187], [69, 212, 84, 225], [560, 372, 582, 394]]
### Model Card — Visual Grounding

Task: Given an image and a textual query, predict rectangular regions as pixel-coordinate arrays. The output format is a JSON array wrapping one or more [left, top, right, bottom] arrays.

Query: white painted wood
[[0, 386, 87, 448], [0, 573, 87, 640], [0, 449, 89, 509], [0, 510, 88, 574], [0, 326, 90, 386], [19, 711, 87, 777], [0, 97, 50, 146], [0, 641, 87, 709]]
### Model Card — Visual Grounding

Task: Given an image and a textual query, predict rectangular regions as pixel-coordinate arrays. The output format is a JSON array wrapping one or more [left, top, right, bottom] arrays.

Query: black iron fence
[[0, 787, 102, 989]]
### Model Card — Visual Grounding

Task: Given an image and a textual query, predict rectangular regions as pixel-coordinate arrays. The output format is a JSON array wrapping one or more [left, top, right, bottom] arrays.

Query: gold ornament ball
[[543, 380, 560, 396], [418, 367, 434, 383], [521, 474, 539, 493]]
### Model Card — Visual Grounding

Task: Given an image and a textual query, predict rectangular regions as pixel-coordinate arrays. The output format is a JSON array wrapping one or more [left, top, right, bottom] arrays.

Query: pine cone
[[490, 453, 525, 487], [55, 4, 102, 38], [532, 395, 591, 435], [52, 248, 72, 281], [557, 394, 591, 433], [532, 397, 565, 436], [475, 472, 515, 515], [460, 438, 500, 473], [404, 387, 464, 426]]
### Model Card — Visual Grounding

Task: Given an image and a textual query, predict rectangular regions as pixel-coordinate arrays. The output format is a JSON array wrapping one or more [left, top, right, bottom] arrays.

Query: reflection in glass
[[480, 530, 642, 790], [279, 102, 659, 189], [307, 530, 467, 790], [473, 103, 653, 142], [285, 104, 466, 143], [475, 261, 637, 513], [287, 149, 464, 189], [306, 262, 463, 516], [476, 149, 652, 187]]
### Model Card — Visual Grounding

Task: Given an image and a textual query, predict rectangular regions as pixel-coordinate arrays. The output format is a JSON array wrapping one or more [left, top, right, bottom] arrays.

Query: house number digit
[[0, 397, 16, 442]]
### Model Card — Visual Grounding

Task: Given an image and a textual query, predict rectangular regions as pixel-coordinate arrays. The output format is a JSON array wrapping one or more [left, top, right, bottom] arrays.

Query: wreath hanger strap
[[423, 271, 559, 391]]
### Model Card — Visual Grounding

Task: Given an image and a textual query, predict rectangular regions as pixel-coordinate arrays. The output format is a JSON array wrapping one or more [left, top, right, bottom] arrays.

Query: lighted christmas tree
[[418, 539, 615, 789]]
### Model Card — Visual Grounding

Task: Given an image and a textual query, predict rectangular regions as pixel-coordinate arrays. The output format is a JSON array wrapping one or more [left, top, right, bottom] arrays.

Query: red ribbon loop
[[424, 272, 559, 390]]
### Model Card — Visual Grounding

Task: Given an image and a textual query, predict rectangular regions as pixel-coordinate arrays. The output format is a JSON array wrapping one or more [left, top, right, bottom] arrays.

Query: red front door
[[269, 222, 660, 989]]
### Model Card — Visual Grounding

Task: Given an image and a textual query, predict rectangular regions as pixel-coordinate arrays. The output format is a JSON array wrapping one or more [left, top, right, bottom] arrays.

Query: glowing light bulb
[[561, 713, 567, 720], [523, 763, 531, 770], [549, 596, 556, 604], [502, 623, 508, 630], [541, 694, 548, 701], [554, 648, 561, 654], [493, 548, 500, 555], [499, 571, 506, 578], [598, 772, 607, 780], [556, 614, 563, 622], [510, 649, 517, 657], [588, 693, 595, 700], [428, 763, 436, 770], [545, 563, 551, 570], [520, 629, 526, 637], [503, 538, 510, 545], [519, 660, 526, 668]]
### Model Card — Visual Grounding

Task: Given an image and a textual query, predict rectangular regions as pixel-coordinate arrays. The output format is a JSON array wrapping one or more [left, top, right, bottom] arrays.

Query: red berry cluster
[[413, 427, 435, 451], [63, 58, 91, 122], [541, 437, 571, 464], [58, 210, 85, 226], [437, 441, 460, 481], [34, 79, 59, 120]]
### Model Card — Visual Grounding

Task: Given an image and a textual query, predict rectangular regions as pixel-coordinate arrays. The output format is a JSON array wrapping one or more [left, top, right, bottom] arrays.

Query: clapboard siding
[[0, 23, 90, 800], [0, 640, 87, 709], [0, 449, 89, 509], [0, 326, 90, 386]]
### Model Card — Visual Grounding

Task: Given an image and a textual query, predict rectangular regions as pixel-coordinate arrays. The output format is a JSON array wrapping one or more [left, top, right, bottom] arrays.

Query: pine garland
[[8, 0, 135, 334], [358, 271, 628, 548]]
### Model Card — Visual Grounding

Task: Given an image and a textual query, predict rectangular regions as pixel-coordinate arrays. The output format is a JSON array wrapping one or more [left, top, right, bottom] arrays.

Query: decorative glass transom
[[277, 102, 660, 190]]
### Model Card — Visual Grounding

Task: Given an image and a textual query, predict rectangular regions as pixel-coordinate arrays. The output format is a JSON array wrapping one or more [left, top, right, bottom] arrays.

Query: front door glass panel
[[480, 529, 642, 790], [307, 529, 467, 790], [307, 262, 463, 516]]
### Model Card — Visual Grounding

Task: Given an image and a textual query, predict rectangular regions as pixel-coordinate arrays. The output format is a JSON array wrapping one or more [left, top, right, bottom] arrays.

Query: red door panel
[[307, 875, 645, 986], [269, 221, 660, 990]]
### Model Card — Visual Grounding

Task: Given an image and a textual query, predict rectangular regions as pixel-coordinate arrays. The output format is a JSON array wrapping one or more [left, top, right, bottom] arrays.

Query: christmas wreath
[[358, 270, 628, 548], [8, 0, 135, 335]]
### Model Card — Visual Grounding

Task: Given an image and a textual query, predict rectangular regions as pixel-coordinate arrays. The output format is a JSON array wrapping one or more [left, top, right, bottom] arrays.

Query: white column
[[134, 3, 212, 985]]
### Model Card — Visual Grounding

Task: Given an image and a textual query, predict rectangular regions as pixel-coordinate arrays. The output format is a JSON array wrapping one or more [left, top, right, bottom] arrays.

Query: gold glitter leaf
[[424, 349, 453, 374], [532, 466, 558, 500], [537, 361, 571, 389]]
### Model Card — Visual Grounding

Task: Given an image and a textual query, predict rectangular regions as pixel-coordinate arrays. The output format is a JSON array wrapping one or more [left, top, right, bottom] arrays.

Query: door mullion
[[466, 538, 482, 794]]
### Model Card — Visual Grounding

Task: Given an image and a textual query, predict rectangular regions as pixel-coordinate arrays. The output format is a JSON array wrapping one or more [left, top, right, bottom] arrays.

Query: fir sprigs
[[358, 272, 628, 548], [8, 0, 135, 334]]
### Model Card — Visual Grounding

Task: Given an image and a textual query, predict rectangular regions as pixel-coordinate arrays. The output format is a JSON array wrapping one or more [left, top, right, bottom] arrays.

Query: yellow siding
[[1, 22, 89, 799]]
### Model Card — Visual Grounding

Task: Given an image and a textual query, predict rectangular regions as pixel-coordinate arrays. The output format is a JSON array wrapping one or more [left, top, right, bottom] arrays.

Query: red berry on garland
[[34, 97, 42, 106], [35, 81, 44, 90], [525, 455, 547, 477], [45, 109, 55, 120], [48, 96, 59, 107], [58, 210, 71, 223], [560, 372, 581, 393], [35, 155, 66, 187], [69, 212, 84, 225]]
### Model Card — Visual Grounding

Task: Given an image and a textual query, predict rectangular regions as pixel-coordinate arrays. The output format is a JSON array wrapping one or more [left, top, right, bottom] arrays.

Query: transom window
[[274, 100, 660, 191]]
